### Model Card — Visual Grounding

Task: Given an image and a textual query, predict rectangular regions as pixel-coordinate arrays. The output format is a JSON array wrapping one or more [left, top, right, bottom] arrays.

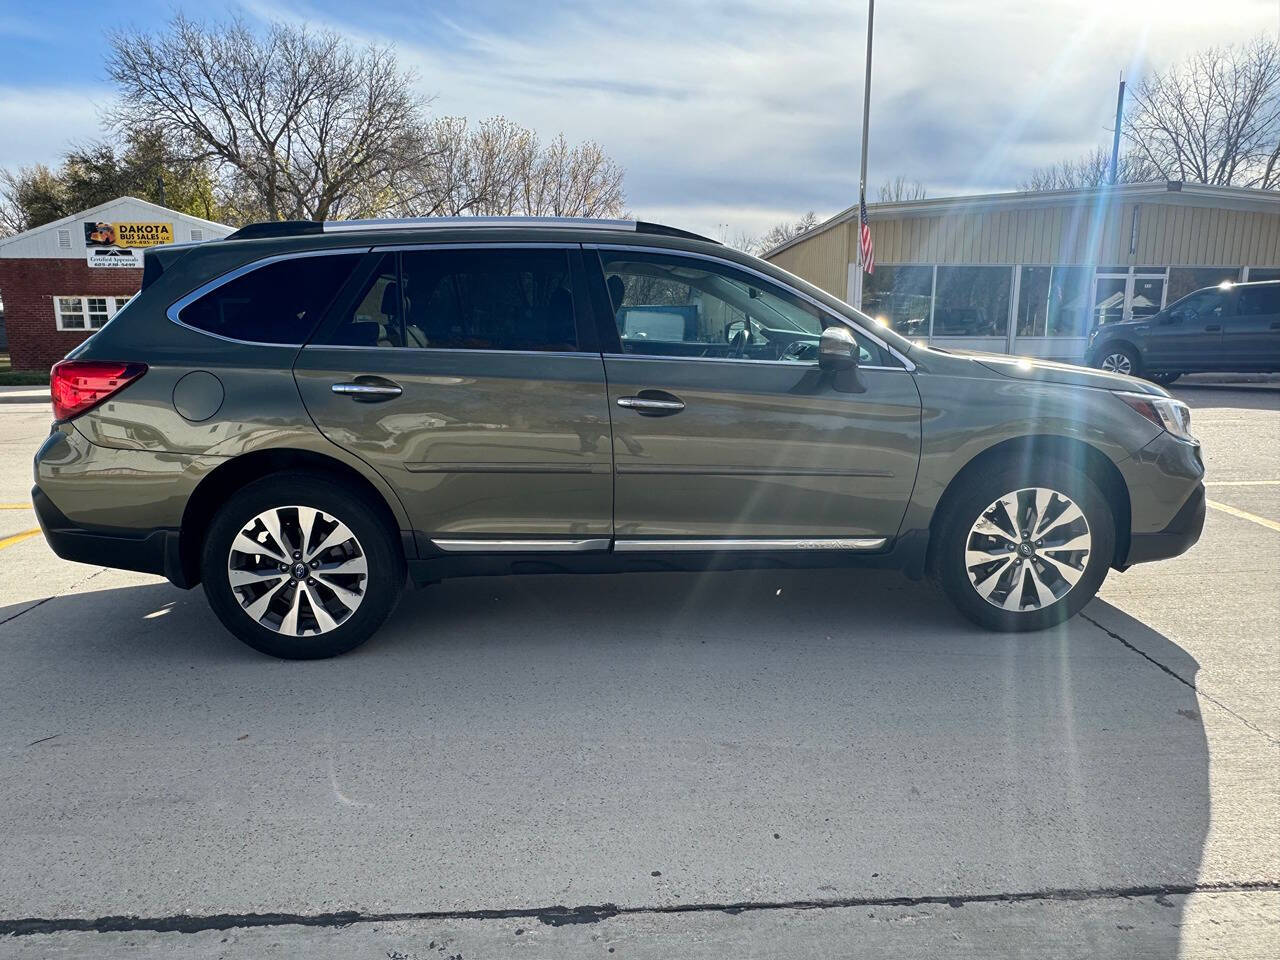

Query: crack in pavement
[[1080, 612, 1279, 747], [0, 568, 107, 628], [4, 881, 1279, 938]]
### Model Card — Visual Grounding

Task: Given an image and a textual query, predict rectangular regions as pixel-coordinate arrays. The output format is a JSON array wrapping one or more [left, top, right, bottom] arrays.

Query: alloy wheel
[[964, 487, 1091, 612], [1100, 352, 1132, 375], [227, 505, 368, 635]]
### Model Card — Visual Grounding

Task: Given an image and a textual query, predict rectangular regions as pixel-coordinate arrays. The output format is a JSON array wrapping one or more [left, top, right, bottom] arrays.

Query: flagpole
[[854, 0, 874, 310]]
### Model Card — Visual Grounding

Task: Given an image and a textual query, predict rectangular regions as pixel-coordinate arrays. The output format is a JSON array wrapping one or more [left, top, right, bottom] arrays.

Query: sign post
[[854, 0, 874, 310]]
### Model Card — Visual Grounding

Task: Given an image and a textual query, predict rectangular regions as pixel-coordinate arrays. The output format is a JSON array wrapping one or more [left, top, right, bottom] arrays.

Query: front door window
[[599, 252, 887, 366]]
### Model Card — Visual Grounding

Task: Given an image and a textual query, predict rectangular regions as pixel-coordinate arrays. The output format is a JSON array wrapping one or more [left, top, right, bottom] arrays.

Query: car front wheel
[[934, 461, 1115, 632], [201, 472, 404, 659]]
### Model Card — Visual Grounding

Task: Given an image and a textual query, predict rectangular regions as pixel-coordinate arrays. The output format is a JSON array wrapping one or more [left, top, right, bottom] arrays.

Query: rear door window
[[179, 253, 361, 344], [398, 248, 579, 351], [323, 254, 401, 347], [1236, 285, 1280, 317]]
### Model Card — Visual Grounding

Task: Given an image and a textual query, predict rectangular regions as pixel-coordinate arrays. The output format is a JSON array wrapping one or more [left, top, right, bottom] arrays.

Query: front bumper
[[33, 485, 190, 586], [1122, 481, 1206, 566], [1116, 430, 1206, 568]]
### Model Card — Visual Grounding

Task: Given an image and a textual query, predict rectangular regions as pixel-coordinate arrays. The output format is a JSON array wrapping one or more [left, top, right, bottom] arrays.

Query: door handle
[[1203, 324, 1221, 332], [1270, 321, 1280, 330], [331, 378, 403, 402], [617, 392, 685, 416]]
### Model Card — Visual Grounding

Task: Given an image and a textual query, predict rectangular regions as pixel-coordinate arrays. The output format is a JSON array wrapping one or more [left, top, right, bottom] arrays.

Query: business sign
[[85, 221, 174, 269]]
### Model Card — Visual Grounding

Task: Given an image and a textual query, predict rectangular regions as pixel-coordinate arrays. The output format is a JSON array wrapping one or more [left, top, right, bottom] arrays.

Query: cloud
[[237, 0, 1277, 236], [3, 0, 1275, 238], [0, 87, 110, 168]]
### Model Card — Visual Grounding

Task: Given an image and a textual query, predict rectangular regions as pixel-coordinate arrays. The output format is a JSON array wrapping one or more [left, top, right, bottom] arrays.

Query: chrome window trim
[[325, 216, 636, 234], [431, 538, 610, 553], [586, 243, 916, 371], [166, 247, 371, 348], [602, 352, 904, 372], [301, 344, 593, 360], [614, 537, 889, 552]]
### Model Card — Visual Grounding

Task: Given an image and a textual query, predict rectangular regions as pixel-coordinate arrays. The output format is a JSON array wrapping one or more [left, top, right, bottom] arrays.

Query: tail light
[[50, 360, 147, 422]]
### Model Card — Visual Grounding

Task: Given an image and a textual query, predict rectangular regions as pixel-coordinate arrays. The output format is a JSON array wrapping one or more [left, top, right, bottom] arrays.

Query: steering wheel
[[780, 340, 816, 363], [728, 327, 750, 359]]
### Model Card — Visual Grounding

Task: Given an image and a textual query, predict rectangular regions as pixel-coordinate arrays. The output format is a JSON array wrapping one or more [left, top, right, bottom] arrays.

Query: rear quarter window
[[178, 253, 361, 344]]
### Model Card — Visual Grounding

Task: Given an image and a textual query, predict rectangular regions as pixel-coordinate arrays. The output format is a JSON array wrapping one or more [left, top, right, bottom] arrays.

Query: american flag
[[859, 195, 875, 275]]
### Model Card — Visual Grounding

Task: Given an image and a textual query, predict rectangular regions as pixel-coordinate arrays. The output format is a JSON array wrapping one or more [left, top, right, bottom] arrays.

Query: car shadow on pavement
[[0, 570, 1208, 957]]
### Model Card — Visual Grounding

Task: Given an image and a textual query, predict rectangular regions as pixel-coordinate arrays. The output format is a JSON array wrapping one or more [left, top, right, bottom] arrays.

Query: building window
[[1129, 274, 1165, 320], [1247, 267, 1280, 283], [862, 265, 932, 337], [53, 295, 135, 331], [1167, 267, 1240, 304], [1046, 267, 1093, 336], [933, 266, 1011, 337], [1016, 266, 1094, 338], [1015, 267, 1051, 336]]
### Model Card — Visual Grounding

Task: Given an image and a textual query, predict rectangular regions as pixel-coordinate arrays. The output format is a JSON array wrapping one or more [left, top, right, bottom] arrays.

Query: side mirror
[[819, 325, 859, 371]]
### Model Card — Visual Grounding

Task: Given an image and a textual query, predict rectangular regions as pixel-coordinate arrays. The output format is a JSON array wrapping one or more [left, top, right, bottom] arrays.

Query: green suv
[[34, 218, 1205, 658]]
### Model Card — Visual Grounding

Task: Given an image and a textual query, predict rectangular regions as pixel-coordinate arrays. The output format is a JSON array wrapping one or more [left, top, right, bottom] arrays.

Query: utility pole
[[156, 175, 166, 208], [1109, 73, 1126, 185], [854, 0, 874, 310]]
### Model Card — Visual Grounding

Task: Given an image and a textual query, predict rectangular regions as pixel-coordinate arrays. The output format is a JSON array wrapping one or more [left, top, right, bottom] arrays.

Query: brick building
[[0, 197, 231, 371]]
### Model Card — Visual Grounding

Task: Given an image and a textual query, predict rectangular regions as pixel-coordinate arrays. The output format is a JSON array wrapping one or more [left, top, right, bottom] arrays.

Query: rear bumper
[[32, 485, 191, 587], [1121, 481, 1206, 567]]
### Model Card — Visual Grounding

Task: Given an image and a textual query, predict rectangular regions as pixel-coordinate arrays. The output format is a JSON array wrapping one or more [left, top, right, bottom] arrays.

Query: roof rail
[[224, 215, 719, 244], [324, 215, 636, 234], [634, 220, 718, 243], [225, 220, 323, 241]]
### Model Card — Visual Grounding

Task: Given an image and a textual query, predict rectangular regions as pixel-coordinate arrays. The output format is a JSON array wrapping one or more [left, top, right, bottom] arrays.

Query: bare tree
[[106, 15, 432, 221], [389, 117, 626, 219], [757, 211, 820, 254], [877, 176, 927, 202], [717, 223, 760, 253], [0, 165, 63, 235], [1024, 35, 1280, 192], [1124, 35, 1280, 189], [1020, 146, 1157, 191]]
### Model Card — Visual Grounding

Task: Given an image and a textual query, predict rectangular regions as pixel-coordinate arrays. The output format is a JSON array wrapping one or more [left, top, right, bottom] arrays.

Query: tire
[[201, 472, 404, 659], [1149, 372, 1181, 386], [1095, 344, 1140, 377], [933, 459, 1115, 632]]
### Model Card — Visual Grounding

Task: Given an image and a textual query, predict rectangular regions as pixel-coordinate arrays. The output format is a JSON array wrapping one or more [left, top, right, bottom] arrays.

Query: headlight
[[1115, 391, 1196, 443]]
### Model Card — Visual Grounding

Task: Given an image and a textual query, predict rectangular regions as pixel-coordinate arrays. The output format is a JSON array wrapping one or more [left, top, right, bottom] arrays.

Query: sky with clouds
[[1, 0, 1277, 237]]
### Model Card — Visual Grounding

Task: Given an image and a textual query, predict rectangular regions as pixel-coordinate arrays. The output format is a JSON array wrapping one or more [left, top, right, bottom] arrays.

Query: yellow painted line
[[1206, 499, 1280, 534], [0, 503, 34, 509], [0, 528, 41, 550], [1204, 480, 1280, 487]]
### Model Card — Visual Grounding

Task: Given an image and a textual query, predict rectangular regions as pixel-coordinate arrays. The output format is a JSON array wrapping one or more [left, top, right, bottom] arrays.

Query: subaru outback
[[33, 217, 1205, 658]]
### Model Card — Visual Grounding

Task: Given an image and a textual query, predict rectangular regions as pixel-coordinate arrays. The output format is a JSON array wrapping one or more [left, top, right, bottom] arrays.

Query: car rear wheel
[[1096, 345, 1139, 377], [201, 472, 404, 659], [934, 460, 1115, 632]]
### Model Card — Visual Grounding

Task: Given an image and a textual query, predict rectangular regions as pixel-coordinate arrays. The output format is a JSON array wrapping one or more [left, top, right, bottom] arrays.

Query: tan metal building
[[764, 182, 1280, 362]]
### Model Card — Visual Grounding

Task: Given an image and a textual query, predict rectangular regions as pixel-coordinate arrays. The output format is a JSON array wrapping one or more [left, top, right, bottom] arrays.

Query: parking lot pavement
[[1, 386, 1277, 958]]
